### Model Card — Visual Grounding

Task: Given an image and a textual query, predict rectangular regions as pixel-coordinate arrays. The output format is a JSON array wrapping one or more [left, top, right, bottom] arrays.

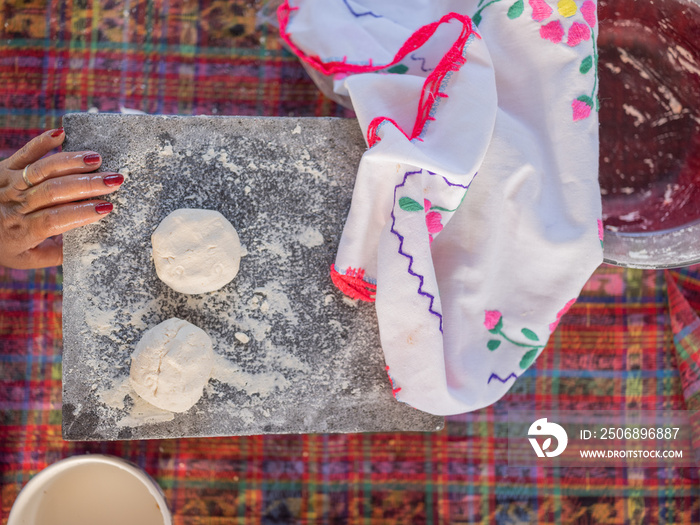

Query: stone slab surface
[[61, 113, 444, 440]]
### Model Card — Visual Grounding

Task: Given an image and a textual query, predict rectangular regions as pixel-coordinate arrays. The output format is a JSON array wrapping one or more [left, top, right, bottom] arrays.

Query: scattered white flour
[[298, 226, 324, 248], [605, 62, 621, 74], [618, 48, 651, 80], [210, 354, 290, 397], [215, 151, 242, 173], [152, 208, 242, 295], [343, 296, 359, 307], [667, 45, 700, 77], [100, 378, 175, 427], [663, 183, 680, 206], [294, 157, 327, 183], [129, 318, 215, 413], [629, 249, 651, 259], [619, 211, 641, 222], [328, 319, 343, 333], [258, 239, 290, 260], [202, 147, 218, 162], [622, 104, 646, 127], [656, 84, 683, 115], [160, 142, 174, 156], [80, 242, 121, 267], [253, 282, 298, 325]]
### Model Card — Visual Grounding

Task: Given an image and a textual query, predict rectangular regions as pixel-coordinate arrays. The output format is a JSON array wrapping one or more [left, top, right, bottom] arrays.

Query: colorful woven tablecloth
[[1, 1, 699, 523]]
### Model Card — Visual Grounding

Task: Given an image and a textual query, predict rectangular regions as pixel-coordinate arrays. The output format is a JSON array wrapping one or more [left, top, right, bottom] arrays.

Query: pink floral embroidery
[[540, 20, 564, 44], [572, 98, 592, 121], [567, 22, 591, 47], [472, 0, 598, 124], [424, 199, 444, 243], [597, 218, 604, 241], [484, 310, 502, 331], [549, 298, 576, 332], [580, 0, 597, 28], [529, 0, 553, 22]]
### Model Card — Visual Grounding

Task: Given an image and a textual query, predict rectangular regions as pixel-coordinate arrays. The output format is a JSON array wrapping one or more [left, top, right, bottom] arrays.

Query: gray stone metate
[[61, 113, 444, 440]]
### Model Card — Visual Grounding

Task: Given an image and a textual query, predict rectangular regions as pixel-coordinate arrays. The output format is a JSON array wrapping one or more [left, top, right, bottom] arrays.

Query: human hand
[[0, 128, 123, 269]]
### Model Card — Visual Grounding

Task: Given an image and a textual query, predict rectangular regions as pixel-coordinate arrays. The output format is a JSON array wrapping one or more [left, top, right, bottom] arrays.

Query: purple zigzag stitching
[[410, 53, 433, 72], [487, 372, 518, 384], [390, 169, 472, 333], [428, 170, 473, 192], [342, 0, 382, 18]]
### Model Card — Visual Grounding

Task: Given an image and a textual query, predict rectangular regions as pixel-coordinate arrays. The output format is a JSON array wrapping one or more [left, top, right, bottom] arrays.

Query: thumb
[[23, 236, 63, 269]]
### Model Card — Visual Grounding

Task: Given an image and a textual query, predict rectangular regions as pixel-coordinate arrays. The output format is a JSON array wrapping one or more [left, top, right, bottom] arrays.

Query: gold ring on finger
[[22, 164, 34, 188]]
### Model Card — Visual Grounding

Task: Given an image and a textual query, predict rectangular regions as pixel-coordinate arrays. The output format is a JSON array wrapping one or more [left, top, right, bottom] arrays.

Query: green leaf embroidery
[[507, 0, 524, 19], [387, 64, 409, 74], [521, 328, 539, 342], [473, 11, 483, 26], [429, 204, 459, 213], [487, 339, 501, 351], [577, 95, 594, 108], [519, 348, 539, 369], [580, 55, 593, 74], [398, 197, 424, 212]]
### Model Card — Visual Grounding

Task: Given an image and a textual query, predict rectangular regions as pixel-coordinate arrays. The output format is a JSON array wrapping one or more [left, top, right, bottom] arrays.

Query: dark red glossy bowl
[[599, 0, 700, 267]]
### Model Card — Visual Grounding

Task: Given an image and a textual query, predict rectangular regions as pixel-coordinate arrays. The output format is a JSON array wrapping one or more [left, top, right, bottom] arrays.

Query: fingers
[[0, 129, 122, 270], [7, 128, 66, 171], [20, 150, 103, 189], [22, 172, 124, 213], [14, 236, 64, 269], [25, 200, 114, 249]]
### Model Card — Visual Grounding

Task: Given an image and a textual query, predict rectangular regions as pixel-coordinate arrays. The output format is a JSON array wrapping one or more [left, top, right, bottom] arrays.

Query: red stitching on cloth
[[279, 2, 476, 75], [385, 366, 402, 397], [278, 2, 478, 146], [364, 15, 475, 146], [330, 264, 377, 302], [366, 117, 411, 148]]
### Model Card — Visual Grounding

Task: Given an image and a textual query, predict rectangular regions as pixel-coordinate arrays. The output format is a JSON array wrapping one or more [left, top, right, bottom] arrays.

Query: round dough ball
[[129, 317, 214, 413], [152, 208, 242, 294]]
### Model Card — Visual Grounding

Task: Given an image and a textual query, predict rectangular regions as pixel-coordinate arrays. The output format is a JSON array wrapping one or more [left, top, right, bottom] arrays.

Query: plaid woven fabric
[[667, 270, 700, 466], [1, 1, 699, 524]]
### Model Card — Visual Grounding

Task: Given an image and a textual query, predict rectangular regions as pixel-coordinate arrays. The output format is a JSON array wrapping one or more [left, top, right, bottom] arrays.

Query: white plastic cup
[[7, 454, 172, 525]]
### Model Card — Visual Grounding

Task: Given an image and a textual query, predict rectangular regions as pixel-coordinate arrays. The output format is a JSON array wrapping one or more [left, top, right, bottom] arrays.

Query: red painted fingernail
[[50, 128, 64, 137], [95, 202, 113, 214], [83, 153, 101, 165], [103, 173, 124, 187]]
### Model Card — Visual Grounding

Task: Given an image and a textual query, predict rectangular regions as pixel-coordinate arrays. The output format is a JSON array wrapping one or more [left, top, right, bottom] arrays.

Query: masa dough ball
[[129, 317, 214, 413], [152, 208, 241, 294]]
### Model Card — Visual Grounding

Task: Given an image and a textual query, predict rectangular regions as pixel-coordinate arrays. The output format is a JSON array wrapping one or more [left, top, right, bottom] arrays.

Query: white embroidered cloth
[[279, 0, 602, 415]]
